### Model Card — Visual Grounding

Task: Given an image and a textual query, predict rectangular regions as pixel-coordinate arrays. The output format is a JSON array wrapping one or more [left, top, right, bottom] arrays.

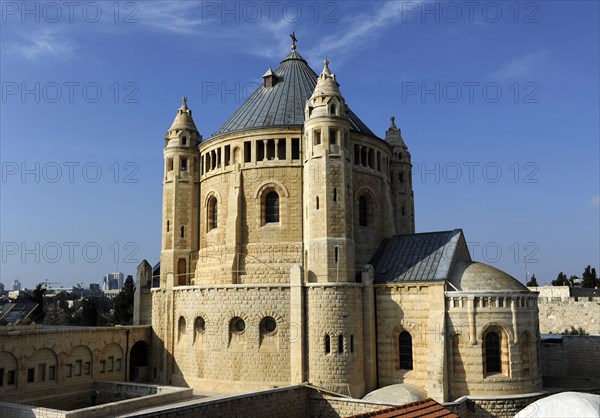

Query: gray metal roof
[[211, 50, 376, 138], [0, 302, 38, 324], [371, 230, 464, 283]]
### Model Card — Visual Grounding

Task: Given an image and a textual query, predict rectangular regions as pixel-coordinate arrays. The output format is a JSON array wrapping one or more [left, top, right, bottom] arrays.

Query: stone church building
[[135, 44, 542, 403]]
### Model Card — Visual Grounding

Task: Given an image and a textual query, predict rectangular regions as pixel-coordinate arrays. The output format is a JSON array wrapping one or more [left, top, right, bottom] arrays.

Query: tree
[[561, 326, 588, 335], [113, 275, 135, 325], [569, 275, 580, 286], [551, 272, 569, 286], [79, 298, 99, 326], [582, 265, 599, 288], [27, 283, 46, 323], [527, 274, 538, 287], [55, 292, 68, 311]]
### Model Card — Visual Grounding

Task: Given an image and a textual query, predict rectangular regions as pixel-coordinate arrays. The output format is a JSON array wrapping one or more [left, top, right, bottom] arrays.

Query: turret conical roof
[[211, 49, 375, 138], [169, 97, 198, 133]]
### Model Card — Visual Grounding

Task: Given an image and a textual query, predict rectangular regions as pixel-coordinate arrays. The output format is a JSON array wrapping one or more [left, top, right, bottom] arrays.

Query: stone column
[[165, 272, 175, 384], [290, 265, 305, 384], [362, 265, 377, 393], [426, 284, 447, 402], [511, 297, 519, 344], [468, 296, 477, 345]]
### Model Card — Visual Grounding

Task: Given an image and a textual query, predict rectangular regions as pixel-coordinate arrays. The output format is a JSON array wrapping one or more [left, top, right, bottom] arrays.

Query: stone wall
[[375, 283, 447, 401], [196, 129, 305, 285], [0, 383, 192, 418], [0, 325, 151, 402], [309, 392, 396, 418], [131, 385, 309, 418], [306, 284, 365, 397], [534, 293, 600, 335], [455, 393, 546, 418], [445, 291, 542, 399], [151, 284, 292, 392], [540, 335, 600, 379]]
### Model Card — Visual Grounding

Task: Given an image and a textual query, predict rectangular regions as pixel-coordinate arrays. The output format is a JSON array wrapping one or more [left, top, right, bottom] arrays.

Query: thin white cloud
[[3, 27, 76, 61], [305, 1, 424, 65], [490, 49, 549, 79], [135, 1, 293, 60], [134, 1, 417, 64], [591, 195, 600, 208], [136, 1, 204, 34]]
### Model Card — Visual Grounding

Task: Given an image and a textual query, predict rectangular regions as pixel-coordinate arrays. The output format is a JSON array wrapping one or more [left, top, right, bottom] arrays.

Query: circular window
[[231, 317, 245, 334], [261, 317, 277, 334]]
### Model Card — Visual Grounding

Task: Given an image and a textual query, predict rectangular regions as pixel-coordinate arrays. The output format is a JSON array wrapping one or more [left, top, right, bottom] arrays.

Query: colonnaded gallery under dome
[[134, 42, 542, 403]]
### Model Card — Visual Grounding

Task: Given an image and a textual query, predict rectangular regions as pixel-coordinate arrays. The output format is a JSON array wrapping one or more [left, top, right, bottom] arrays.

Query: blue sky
[[1, 0, 598, 289]]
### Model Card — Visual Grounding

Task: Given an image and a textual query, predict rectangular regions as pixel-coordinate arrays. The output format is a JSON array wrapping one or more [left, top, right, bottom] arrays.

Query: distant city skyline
[[1, 1, 598, 289]]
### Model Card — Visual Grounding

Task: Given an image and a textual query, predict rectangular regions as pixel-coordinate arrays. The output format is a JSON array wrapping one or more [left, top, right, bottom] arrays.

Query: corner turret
[[386, 116, 415, 234], [161, 97, 201, 287], [306, 59, 346, 120]]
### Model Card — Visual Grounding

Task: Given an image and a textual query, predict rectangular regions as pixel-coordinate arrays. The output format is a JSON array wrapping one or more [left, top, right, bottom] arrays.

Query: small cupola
[[262, 67, 278, 88], [306, 59, 346, 119], [166, 97, 201, 146], [386, 116, 409, 161], [312, 59, 342, 99], [385, 116, 406, 147]]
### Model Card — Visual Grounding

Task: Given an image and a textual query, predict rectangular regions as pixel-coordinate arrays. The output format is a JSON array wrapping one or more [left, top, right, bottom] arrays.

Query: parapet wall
[[529, 286, 600, 335], [130, 385, 310, 418], [536, 296, 600, 335], [541, 335, 600, 379]]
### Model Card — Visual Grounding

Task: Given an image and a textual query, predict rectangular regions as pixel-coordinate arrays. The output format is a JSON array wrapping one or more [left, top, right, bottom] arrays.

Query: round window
[[231, 317, 245, 333], [261, 317, 277, 334]]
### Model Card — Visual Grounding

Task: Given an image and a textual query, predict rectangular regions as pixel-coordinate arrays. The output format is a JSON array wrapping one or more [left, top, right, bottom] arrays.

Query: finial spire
[[322, 58, 332, 77], [290, 31, 297, 50], [168, 97, 198, 134], [386, 115, 405, 147]]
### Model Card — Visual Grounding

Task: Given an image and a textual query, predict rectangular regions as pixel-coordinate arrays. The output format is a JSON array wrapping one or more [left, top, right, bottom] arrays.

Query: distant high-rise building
[[11, 279, 21, 291], [103, 273, 124, 290], [0, 281, 4, 294]]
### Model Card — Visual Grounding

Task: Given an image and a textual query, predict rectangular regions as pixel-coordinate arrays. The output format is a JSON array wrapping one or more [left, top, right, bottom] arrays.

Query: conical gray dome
[[211, 50, 375, 138]]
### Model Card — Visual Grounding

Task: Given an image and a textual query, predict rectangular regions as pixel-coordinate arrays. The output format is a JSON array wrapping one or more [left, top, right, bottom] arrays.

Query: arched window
[[208, 197, 218, 230], [178, 316, 186, 341], [330, 104, 337, 115], [485, 332, 501, 373], [338, 335, 344, 353], [359, 196, 368, 226], [399, 331, 413, 370], [194, 317, 205, 336], [265, 191, 279, 223], [324, 335, 331, 354], [194, 317, 205, 345]]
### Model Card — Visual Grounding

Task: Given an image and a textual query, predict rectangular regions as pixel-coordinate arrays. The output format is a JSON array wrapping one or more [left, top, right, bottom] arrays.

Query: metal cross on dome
[[290, 31, 298, 49]]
